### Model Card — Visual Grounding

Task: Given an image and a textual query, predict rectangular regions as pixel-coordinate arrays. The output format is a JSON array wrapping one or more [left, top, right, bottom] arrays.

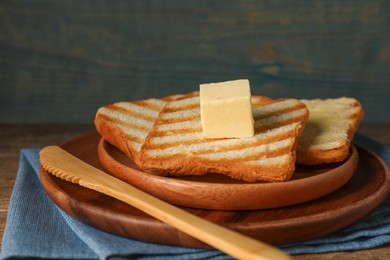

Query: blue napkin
[[1, 133, 390, 259]]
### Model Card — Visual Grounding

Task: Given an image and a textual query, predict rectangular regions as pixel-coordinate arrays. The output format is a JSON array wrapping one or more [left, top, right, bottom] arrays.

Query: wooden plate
[[98, 137, 358, 210], [40, 132, 390, 247]]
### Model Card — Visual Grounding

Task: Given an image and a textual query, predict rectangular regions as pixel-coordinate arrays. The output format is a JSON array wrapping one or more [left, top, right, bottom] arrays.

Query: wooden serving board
[[40, 132, 390, 247]]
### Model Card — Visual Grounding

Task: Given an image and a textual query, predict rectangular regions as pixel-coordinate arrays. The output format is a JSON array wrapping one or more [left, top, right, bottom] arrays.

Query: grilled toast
[[137, 92, 309, 182], [296, 97, 363, 165], [94, 94, 183, 165]]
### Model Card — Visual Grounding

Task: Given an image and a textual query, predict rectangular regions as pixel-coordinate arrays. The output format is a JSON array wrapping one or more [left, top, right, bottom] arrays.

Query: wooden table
[[1, 124, 390, 259]]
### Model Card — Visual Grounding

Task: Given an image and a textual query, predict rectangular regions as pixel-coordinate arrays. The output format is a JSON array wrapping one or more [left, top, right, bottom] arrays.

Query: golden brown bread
[[137, 92, 309, 182], [95, 93, 363, 181], [296, 97, 364, 165], [94, 94, 183, 166]]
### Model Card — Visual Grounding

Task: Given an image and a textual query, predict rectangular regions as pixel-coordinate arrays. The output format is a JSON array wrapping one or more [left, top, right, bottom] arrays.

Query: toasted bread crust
[[296, 143, 350, 165], [137, 152, 296, 182]]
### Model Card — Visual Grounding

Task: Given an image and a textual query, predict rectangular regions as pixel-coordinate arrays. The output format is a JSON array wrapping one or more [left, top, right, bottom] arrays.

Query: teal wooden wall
[[1, 0, 389, 123]]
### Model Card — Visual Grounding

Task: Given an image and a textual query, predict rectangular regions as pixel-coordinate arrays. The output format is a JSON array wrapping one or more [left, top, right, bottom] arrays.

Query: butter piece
[[200, 79, 254, 138]]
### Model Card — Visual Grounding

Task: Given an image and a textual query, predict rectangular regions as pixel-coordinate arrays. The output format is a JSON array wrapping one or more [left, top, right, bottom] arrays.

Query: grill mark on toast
[[164, 102, 199, 113], [132, 99, 166, 112], [96, 99, 168, 153], [149, 123, 300, 149], [153, 113, 305, 138], [147, 138, 294, 161], [154, 102, 307, 136], [146, 100, 305, 151], [108, 122, 147, 144], [153, 126, 202, 136], [202, 145, 293, 162], [116, 100, 163, 118], [252, 99, 307, 119], [164, 96, 200, 112], [102, 104, 157, 122], [97, 113, 151, 134], [139, 94, 308, 182], [254, 108, 308, 130], [159, 108, 200, 124]]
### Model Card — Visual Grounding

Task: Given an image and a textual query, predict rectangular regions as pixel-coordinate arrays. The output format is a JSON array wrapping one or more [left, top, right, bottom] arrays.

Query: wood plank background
[[1, 0, 389, 123]]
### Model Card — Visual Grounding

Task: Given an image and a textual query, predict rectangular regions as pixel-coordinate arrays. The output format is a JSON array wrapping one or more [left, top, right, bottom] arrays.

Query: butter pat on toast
[[296, 97, 363, 165], [200, 79, 254, 138], [138, 92, 309, 182]]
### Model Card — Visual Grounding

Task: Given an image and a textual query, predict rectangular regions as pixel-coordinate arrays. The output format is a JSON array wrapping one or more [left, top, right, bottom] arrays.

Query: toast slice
[[94, 94, 184, 165], [296, 97, 363, 165], [137, 92, 309, 182]]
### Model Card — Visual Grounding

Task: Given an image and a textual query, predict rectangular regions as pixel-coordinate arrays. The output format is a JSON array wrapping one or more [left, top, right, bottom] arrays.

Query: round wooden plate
[[40, 132, 390, 247], [98, 137, 359, 210]]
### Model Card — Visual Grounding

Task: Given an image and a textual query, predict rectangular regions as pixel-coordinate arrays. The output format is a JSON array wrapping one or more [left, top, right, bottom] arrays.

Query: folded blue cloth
[[1, 133, 390, 259]]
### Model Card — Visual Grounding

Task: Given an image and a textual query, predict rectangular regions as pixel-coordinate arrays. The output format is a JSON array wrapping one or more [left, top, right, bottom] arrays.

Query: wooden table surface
[[1, 123, 390, 259]]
